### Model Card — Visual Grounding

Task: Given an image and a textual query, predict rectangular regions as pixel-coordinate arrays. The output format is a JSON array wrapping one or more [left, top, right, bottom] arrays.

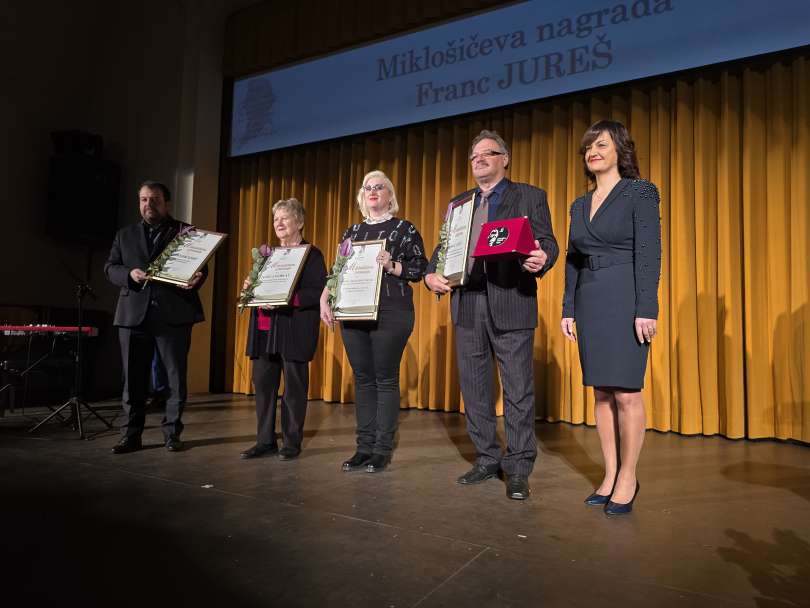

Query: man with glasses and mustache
[[425, 130, 558, 500], [104, 181, 206, 454]]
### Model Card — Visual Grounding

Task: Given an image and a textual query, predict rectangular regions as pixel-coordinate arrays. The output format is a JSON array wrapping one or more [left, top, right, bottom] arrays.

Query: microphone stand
[[29, 281, 112, 438]]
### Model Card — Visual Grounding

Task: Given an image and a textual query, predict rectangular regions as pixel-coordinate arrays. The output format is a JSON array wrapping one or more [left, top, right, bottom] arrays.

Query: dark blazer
[[245, 243, 327, 363], [562, 178, 660, 320], [427, 179, 558, 330], [104, 217, 208, 327]]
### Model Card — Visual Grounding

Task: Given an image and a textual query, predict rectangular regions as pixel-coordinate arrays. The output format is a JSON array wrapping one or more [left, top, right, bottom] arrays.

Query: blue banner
[[230, 0, 810, 156]]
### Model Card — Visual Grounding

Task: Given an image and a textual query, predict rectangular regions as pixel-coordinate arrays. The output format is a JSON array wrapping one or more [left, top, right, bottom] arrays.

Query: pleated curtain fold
[[223, 3, 809, 441]]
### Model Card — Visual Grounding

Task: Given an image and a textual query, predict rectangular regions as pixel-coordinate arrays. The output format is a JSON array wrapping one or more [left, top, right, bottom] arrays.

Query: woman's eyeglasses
[[362, 184, 387, 192]]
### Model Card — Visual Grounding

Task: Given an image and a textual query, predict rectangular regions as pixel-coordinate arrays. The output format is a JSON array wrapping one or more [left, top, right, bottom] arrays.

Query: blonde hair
[[355, 170, 399, 219], [272, 197, 305, 227]]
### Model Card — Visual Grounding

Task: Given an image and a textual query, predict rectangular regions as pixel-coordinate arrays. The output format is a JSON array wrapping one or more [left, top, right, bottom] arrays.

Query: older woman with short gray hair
[[241, 197, 327, 461]]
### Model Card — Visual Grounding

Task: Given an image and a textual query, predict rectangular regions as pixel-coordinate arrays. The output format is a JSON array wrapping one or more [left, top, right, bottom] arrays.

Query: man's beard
[[143, 208, 166, 225]]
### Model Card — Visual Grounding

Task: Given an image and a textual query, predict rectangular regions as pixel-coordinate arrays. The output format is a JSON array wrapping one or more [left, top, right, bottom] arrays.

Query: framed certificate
[[147, 228, 227, 287], [442, 194, 475, 288], [334, 239, 386, 321], [244, 244, 311, 307]]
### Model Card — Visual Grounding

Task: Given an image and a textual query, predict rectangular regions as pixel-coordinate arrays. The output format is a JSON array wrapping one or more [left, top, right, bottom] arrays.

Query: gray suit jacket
[[427, 179, 558, 330]]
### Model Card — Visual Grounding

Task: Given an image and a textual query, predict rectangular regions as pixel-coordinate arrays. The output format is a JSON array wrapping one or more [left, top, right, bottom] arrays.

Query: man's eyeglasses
[[470, 150, 505, 162], [362, 184, 387, 192]]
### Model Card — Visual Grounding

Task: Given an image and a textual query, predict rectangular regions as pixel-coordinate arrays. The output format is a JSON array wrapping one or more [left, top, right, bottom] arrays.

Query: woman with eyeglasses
[[319, 170, 428, 473]]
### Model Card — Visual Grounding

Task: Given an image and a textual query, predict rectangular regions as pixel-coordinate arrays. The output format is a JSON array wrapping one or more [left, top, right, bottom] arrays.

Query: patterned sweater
[[338, 217, 428, 311]]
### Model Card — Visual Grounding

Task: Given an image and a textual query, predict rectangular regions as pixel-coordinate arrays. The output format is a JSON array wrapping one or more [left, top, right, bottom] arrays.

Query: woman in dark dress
[[561, 120, 661, 514], [241, 198, 327, 461], [319, 170, 428, 473]]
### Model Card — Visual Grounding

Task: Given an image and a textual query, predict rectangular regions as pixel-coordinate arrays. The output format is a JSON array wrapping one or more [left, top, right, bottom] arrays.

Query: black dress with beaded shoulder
[[562, 178, 661, 390]]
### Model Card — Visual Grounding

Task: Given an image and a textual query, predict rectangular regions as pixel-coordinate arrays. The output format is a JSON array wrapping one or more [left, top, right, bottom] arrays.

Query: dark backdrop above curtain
[[218, 2, 809, 442]]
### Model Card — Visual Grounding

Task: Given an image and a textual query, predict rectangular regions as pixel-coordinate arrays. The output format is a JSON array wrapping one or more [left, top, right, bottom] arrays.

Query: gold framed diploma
[[244, 244, 311, 307], [442, 194, 475, 288], [334, 239, 386, 321], [147, 228, 227, 287]]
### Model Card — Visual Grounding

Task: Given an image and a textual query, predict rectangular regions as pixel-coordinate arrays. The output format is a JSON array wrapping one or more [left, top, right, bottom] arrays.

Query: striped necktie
[[466, 190, 491, 275]]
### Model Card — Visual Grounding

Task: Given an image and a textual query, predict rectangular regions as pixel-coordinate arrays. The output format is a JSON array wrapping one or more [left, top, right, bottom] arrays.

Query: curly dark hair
[[579, 120, 640, 182]]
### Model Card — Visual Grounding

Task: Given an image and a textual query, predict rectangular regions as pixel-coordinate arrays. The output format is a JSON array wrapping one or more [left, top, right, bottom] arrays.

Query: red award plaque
[[471, 216, 535, 261]]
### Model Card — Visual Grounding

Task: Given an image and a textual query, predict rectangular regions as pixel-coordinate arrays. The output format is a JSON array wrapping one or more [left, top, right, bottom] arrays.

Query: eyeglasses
[[469, 150, 505, 162], [362, 184, 387, 192]]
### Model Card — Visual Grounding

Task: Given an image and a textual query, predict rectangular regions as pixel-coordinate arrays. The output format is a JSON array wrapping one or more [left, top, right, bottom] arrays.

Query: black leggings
[[340, 309, 414, 456]]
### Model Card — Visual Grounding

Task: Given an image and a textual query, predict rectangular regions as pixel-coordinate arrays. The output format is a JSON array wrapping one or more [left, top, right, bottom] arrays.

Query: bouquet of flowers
[[237, 244, 273, 312], [145, 224, 196, 280], [325, 238, 353, 311]]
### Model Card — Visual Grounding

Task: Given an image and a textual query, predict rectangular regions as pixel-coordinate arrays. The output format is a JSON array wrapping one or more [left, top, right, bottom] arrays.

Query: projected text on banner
[[230, 0, 810, 156]]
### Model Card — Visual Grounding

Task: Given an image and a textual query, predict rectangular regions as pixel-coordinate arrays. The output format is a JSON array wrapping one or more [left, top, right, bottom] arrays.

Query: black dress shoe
[[457, 464, 499, 485], [604, 482, 640, 515], [111, 437, 142, 454], [278, 446, 301, 461], [240, 443, 278, 459], [365, 454, 391, 473], [584, 491, 611, 506], [342, 452, 372, 471], [165, 436, 184, 452], [506, 474, 531, 500]]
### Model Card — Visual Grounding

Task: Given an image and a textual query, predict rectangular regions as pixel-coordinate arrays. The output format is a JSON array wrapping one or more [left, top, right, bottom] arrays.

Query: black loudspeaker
[[47, 149, 120, 245], [51, 130, 104, 158]]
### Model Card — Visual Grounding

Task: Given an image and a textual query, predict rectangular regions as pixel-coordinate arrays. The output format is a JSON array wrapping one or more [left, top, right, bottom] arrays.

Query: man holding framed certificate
[[425, 131, 559, 500], [105, 181, 209, 454]]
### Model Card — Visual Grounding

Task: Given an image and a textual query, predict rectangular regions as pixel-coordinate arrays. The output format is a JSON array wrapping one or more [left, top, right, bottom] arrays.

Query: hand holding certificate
[[427, 194, 475, 299], [439, 194, 475, 287], [328, 239, 386, 321], [238, 244, 311, 309], [146, 227, 226, 287]]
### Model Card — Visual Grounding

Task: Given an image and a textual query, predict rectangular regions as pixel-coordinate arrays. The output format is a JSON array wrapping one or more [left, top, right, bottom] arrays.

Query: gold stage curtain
[[224, 50, 809, 442]]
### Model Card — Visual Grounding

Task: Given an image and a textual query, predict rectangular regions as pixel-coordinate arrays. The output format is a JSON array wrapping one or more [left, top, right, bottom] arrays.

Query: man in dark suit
[[104, 181, 207, 453], [425, 130, 558, 500]]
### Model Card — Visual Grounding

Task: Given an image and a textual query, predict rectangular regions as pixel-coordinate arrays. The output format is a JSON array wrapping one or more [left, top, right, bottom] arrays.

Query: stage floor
[[1, 395, 808, 607]]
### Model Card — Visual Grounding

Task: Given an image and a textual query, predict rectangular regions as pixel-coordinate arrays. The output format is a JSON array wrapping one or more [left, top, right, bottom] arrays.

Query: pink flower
[[338, 238, 352, 257], [259, 243, 272, 257]]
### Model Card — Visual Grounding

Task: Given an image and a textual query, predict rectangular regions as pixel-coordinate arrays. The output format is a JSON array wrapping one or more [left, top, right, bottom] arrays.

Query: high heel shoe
[[585, 475, 616, 505], [604, 481, 640, 515], [584, 491, 611, 506]]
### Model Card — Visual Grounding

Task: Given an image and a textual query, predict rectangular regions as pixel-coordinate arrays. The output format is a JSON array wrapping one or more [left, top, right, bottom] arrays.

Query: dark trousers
[[118, 308, 192, 440], [454, 291, 537, 476], [151, 348, 168, 396], [252, 353, 309, 449], [341, 309, 414, 456]]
